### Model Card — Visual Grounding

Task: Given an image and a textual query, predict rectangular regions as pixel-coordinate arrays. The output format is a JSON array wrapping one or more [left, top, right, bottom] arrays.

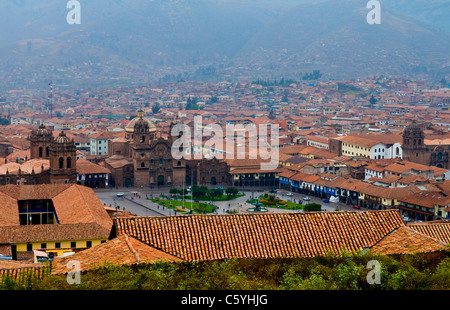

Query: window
[[55, 242, 61, 249], [39, 147, 43, 157], [86, 241, 92, 248], [41, 243, 47, 249], [141, 162, 145, 168], [71, 242, 76, 248], [159, 158, 163, 165], [27, 244, 33, 252], [59, 157, 64, 169], [67, 157, 72, 169]]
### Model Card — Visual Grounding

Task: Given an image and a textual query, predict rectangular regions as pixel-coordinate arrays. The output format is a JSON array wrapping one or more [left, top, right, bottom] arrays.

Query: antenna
[[48, 80, 53, 118]]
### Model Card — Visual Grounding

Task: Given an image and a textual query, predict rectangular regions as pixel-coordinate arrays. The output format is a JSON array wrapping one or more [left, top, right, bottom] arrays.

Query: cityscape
[[0, 0, 449, 302]]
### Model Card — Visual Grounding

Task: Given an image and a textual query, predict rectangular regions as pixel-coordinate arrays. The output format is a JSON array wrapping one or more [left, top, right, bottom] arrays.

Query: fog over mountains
[[0, 0, 449, 90]]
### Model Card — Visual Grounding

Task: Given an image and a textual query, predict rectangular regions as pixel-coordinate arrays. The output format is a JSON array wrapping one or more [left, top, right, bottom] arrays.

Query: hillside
[[0, 0, 448, 90]]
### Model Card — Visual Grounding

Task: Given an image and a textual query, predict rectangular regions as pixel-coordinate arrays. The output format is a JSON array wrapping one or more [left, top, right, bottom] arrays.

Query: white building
[[90, 131, 114, 156]]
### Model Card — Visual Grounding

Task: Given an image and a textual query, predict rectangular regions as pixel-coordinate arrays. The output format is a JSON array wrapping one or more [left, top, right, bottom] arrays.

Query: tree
[[152, 102, 161, 114], [304, 203, 321, 211], [369, 95, 377, 105], [440, 78, 448, 88], [192, 185, 208, 201], [225, 187, 239, 197], [208, 188, 223, 200]]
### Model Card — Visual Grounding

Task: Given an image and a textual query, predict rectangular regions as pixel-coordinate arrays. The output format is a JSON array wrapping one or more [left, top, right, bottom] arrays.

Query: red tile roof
[[408, 222, 450, 245], [0, 184, 113, 242], [51, 234, 182, 274], [371, 226, 447, 255], [114, 210, 405, 261]]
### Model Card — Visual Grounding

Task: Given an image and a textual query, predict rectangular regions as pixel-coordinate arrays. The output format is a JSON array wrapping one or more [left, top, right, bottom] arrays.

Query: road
[[94, 186, 362, 217]]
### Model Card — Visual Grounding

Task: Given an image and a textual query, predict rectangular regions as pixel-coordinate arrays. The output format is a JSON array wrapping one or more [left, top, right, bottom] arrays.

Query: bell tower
[[49, 131, 77, 184], [132, 109, 151, 186], [30, 124, 53, 159], [402, 120, 425, 163]]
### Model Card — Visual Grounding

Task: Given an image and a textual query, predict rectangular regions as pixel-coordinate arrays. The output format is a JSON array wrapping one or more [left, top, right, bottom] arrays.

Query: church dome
[[125, 109, 156, 133], [35, 124, 50, 136], [54, 131, 72, 144]]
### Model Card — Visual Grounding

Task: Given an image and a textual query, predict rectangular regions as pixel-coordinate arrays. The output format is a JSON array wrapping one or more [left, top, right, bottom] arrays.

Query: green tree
[[192, 185, 208, 201], [369, 95, 377, 105], [209, 188, 223, 200], [152, 102, 161, 114], [225, 187, 239, 197], [304, 203, 321, 211]]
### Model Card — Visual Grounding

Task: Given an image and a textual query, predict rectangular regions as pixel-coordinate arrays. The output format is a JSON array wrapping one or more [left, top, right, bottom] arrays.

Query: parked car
[[323, 199, 329, 203], [286, 192, 293, 196], [352, 205, 360, 209], [269, 189, 277, 193], [303, 196, 310, 201], [116, 192, 124, 198]]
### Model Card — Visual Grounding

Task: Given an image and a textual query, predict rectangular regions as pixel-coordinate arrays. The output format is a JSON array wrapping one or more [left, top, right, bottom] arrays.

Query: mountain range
[[0, 0, 448, 90]]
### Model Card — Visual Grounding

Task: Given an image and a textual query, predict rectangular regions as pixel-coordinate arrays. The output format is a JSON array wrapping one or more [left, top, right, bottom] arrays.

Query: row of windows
[[27, 240, 106, 252], [342, 143, 369, 151], [343, 150, 369, 157]]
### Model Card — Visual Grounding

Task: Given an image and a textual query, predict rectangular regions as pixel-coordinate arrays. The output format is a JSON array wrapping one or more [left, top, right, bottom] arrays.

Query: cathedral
[[105, 110, 230, 188], [402, 120, 450, 169], [0, 124, 77, 185]]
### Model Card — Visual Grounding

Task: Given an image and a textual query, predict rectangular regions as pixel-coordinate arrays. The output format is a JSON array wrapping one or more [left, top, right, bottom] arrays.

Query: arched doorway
[[157, 175, 165, 186], [211, 176, 217, 186], [124, 178, 132, 187]]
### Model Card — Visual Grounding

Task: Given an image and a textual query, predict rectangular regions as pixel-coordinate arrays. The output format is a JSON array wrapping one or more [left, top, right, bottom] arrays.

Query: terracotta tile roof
[[399, 191, 450, 209], [229, 167, 284, 175], [0, 223, 110, 244], [113, 210, 405, 261], [408, 222, 450, 245], [371, 226, 448, 255], [0, 159, 50, 175], [0, 260, 49, 282], [340, 135, 379, 147], [0, 184, 113, 240], [76, 158, 111, 175], [51, 234, 182, 274]]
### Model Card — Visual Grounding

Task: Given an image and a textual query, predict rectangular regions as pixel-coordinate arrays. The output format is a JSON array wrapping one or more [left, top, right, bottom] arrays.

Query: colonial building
[[403, 121, 450, 169], [0, 124, 78, 185], [105, 110, 230, 188], [0, 184, 112, 260]]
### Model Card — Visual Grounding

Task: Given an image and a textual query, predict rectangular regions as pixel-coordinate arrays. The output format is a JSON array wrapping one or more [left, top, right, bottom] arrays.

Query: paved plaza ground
[[95, 186, 360, 217]]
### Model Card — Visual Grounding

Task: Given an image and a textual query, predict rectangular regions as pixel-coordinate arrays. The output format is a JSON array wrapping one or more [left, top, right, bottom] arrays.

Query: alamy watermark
[[366, 260, 381, 285], [66, 260, 81, 285], [170, 116, 279, 171], [67, 0, 81, 25], [367, 0, 381, 25]]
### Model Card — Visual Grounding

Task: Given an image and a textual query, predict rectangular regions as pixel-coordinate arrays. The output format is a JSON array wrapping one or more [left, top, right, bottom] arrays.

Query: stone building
[[105, 110, 230, 188], [402, 121, 450, 169], [0, 124, 77, 185]]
